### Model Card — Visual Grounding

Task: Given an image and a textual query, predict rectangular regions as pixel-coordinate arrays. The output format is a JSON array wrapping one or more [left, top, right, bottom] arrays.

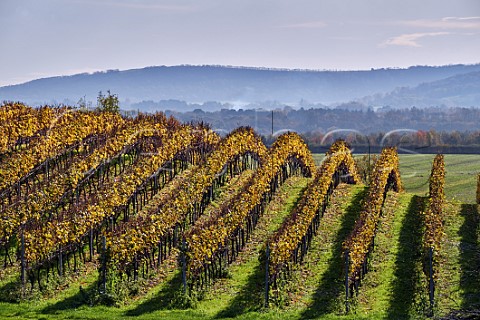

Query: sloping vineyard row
[[267, 140, 360, 289], [343, 147, 402, 295], [0, 106, 219, 289], [0, 103, 59, 155], [0, 113, 171, 234], [423, 154, 445, 312], [0, 109, 121, 193], [1, 115, 178, 251], [184, 132, 316, 288], [424, 154, 445, 255], [23, 124, 215, 267], [105, 127, 267, 277]]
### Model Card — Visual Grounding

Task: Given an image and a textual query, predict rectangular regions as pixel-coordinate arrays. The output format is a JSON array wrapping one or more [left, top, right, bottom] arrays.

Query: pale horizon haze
[[1, 0, 479, 87]]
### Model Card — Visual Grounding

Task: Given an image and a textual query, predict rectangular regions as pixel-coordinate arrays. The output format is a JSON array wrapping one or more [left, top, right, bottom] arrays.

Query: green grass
[[298, 184, 366, 318], [398, 154, 480, 204], [312, 154, 325, 167], [385, 195, 428, 319], [354, 192, 429, 319], [434, 201, 480, 317]]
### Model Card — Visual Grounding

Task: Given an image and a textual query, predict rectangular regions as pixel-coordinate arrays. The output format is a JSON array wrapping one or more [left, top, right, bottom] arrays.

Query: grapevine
[[267, 140, 360, 284], [107, 127, 267, 271], [424, 154, 445, 252], [343, 147, 402, 292], [23, 124, 202, 265], [184, 132, 316, 287], [0, 115, 172, 247], [477, 173, 480, 204], [0, 103, 57, 155], [422, 153, 445, 310], [0, 109, 121, 193]]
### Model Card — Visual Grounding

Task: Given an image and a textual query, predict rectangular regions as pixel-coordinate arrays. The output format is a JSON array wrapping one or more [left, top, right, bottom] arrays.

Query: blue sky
[[1, 0, 479, 86]]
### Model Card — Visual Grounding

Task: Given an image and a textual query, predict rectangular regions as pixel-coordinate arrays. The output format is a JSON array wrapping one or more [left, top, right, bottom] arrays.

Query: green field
[[314, 153, 480, 203], [399, 154, 480, 204], [0, 154, 479, 319]]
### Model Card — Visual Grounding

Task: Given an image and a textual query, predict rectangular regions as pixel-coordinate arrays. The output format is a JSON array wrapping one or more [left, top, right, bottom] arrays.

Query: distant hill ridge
[[1, 64, 480, 109], [362, 70, 480, 108]]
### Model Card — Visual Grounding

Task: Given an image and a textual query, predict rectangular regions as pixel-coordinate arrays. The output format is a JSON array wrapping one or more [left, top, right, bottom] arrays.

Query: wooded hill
[[1, 64, 480, 109]]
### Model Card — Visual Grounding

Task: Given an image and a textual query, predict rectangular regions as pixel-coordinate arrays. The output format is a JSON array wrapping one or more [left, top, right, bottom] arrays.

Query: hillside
[[362, 71, 480, 108], [1, 64, 480, 108]]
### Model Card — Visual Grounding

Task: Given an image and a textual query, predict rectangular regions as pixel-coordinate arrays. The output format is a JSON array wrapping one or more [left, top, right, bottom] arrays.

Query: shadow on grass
[[386, 195, 426, 319], [215, 262, 264, 318], [459, 204, 480, 310], [215, 178, 309, 318], [41, 281, 96, 314], [301, 187, 367, 319], [0, 278, 22, 303], [125, 271, 183, 316]]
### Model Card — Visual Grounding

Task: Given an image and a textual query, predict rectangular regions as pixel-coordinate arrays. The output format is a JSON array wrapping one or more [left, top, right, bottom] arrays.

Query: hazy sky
[[1, 0, 479, 86]]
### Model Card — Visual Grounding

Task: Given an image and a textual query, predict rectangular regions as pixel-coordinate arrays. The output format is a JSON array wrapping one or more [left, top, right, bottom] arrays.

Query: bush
[[96, 90, 119, 114]]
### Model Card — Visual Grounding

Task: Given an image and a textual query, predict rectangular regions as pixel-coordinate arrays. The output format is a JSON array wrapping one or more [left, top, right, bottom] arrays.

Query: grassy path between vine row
[[199, 176, 311, 318], [435, 201, 480, 319], [292, 183, 366, 319], [353, 192, 429, 319], [336, 193, 480, 319]]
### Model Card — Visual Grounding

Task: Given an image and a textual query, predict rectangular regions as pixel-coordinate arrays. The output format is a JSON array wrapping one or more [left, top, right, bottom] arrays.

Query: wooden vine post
[[20, 227, 26, 298], [429, 247, 435, 316], [476, 173, 480, 204], [58, 246, 63, 277], [181, 236, 187, 295], [100, 236, 107, 295], [264, 244, 270, 308], [345, 250, 350, 313]]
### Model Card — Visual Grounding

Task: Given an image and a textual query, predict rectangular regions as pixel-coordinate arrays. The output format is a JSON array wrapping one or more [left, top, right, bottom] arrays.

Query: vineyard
[[0, 103, 479, 319]]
